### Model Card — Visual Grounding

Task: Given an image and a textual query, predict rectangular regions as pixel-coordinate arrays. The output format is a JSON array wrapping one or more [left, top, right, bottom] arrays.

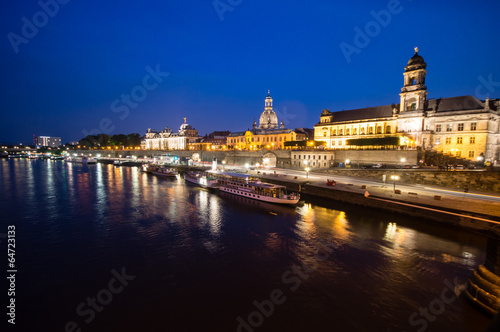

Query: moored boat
[[184, 171, 219, 189], [142, 164, 177, 177], [65, 156, 97, 164], [214, 172, 300, 205]]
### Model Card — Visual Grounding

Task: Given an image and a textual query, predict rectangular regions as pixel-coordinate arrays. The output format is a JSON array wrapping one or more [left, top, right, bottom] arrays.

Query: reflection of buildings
[[35, 135, 62, 148], [142, 118, 200, 150], [314, 48, 500, 162], [227, 92, 309, 150]]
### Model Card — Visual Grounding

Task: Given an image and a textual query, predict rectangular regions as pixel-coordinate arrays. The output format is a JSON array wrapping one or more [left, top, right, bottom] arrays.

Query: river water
[[0, 159, 493, 331]]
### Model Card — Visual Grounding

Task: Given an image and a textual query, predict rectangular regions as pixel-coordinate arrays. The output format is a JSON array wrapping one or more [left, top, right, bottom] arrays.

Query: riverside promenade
[[252, 169, 500, 232]]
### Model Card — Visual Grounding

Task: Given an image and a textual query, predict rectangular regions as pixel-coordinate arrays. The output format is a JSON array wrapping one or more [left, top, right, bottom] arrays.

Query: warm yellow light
[[305, 167, 310, 172]]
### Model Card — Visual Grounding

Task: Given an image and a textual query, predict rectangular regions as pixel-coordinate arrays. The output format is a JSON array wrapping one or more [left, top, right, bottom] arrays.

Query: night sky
[[1, 0, 500, 144]]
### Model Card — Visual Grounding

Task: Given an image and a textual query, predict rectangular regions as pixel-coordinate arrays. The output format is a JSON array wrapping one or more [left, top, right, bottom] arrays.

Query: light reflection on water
[[0, 159, 492, 332]]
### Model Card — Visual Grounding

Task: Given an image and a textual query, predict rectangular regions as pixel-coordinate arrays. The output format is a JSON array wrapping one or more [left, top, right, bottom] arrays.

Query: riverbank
[[250, 171, 500, 234]]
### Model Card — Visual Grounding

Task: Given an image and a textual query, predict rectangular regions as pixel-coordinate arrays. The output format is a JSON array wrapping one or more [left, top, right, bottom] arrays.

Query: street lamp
[[390, 175, 399, 193], [305, 167, 310, 179]]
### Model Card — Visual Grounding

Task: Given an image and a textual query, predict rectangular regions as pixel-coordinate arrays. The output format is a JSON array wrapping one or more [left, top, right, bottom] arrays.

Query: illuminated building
[[227, 91, 308, 150], [314, 48, 500, 162], [35, 136, 62, 148], [142, 118, 200, 150]]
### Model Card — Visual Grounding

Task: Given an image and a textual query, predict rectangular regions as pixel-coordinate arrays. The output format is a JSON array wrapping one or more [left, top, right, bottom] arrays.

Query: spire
[[280, 119, 285, 129], [414, 46, 419, 54], [267, 89, 271, 97]]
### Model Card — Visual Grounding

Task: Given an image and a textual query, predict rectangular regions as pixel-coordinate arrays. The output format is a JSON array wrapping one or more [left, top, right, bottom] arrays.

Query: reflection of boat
[[142, 164, 178, 177], [184, 171, 219, 188], [214, 172, 300, 205]]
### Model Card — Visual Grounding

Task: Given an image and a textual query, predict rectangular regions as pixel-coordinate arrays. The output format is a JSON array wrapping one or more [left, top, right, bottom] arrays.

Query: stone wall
[[333, 149, 418, 166]]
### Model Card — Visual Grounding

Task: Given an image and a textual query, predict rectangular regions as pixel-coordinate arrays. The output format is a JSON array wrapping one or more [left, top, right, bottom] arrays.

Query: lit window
[[457, 137, 462, 144], [386, 126, 391, 134], [445, 137, 451, 144], [446, 124, 453, 132], [468, 151, 475, 158], [470, 136, 475, 144]]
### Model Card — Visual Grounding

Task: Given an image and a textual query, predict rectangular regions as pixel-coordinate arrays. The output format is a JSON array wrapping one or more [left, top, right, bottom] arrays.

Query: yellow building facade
[[314, 49, 500, 162]]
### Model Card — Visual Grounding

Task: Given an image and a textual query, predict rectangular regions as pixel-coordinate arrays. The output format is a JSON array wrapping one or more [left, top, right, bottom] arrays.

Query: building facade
[[227, 92, 307, 150], [142, 118, 200, 150], [35, 136, 62, 148], [314, 48, 500, 163]]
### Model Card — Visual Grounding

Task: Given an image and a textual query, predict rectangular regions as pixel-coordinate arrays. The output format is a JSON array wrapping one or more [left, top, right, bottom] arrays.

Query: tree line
[[78, 134, 142, 148]]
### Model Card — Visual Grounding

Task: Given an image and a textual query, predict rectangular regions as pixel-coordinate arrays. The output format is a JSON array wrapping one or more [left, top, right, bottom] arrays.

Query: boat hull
[[218, 186, 299, 205], [184, 174, 219, 189]]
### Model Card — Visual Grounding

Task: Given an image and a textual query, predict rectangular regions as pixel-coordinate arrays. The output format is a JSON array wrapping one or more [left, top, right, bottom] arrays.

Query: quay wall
[[257, 177, 498, 233]]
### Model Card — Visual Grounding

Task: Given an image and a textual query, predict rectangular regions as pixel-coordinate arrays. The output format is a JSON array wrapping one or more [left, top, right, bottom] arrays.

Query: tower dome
[[405, 47, 426, 72], [258, 91, 279, 130]]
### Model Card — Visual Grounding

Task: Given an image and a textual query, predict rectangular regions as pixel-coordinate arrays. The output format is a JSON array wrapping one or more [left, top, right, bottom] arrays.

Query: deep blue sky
[[1, 0, 500, 144]]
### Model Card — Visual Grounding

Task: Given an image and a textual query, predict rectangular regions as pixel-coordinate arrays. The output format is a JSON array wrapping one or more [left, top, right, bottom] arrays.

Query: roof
[[427, 95, 484, 112], [323, 104, 395, 123]]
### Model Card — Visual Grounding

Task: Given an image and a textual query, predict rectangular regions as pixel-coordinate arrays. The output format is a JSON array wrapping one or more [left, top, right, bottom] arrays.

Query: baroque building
[[142, 118, 199, 150], [314, 48, 500, 163], [227, 92, 307, 150]]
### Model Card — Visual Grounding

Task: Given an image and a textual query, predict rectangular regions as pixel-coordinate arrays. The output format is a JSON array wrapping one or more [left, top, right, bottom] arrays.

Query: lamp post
[[305, 167, 310, 179], [390, 175, 399, 193]]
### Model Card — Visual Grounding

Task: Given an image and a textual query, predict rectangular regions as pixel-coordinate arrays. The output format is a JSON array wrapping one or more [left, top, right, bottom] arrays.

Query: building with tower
[[142, 118, 200, 150], [314, 48, 500, 163], [227, 91, 307, 150]]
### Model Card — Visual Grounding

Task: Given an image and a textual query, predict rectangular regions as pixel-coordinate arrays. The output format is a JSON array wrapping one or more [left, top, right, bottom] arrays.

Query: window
[[339, 129, 343, 135], [446, 124, 453, 132], [445, 137, 451, 144], [468, 151, 475, 158], [308, 155, 311, 159], [298, 155, 301, 159], [353, 128, 358, 135], [435, 124, 441, 132], [313, 155, 315, 160], [346, 128, 350, 135], [457, 137, 462, 144], [470, 123, 477, 131], [470, 136, 475, 144], [324, 155, 327, 160], [377, 126, 382, 134], [360, 128, 365, 135], [368, 127, 373, 134], [323, 132, 327, 137], [456, 151, 461, 157], [458, 123, 464, 131], [332, 129, 336, 136], [386, 126, 391, 134], [294, 155, 296, 159]]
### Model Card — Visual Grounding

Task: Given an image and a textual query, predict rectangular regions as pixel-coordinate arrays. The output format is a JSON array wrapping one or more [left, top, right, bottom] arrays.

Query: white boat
[[214, 172, 300, 205], [184, 171, 219, 189]]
